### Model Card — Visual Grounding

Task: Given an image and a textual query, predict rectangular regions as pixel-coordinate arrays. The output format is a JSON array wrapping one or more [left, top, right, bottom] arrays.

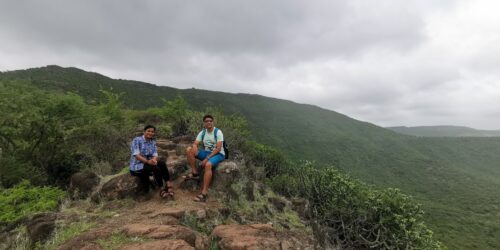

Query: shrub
[[244, 141, 289, 178], [268, 162, 443, 249], [0, 180, 65, 224], [0, 83, 131, 187]]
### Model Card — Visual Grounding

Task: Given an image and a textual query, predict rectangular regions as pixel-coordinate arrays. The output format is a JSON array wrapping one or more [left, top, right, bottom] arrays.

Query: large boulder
[[212, 224, 314, 250], [178, 161, 242, 193], [92, 173, 142, 202], [25, 213, 57, 243], [268, 197, 289, 212], [69, 171, 100, 199], [211, 161, 241, 191], [57, 228, 113, 250], [168, 157, 188, 180], [171, 135, 192, 144], [175, 143, 190, 156], [211, 224, 281, 249], [119, 239, 194, 250], [122, 224, 197, 246], [156, 139, 177, 150]]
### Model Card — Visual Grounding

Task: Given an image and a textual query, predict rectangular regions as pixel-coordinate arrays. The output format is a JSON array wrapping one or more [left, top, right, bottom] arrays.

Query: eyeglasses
[[204, 120, 213, 123]]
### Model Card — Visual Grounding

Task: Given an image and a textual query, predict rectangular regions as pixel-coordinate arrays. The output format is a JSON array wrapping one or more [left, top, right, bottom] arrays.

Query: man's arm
[[132, 138, 155, 165], [135, 154, 156, 165], [193, 140, 200, 150]]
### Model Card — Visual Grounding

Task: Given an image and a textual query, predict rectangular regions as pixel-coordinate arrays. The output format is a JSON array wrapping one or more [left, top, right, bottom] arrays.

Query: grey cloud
[[1, 0, 499, 129]]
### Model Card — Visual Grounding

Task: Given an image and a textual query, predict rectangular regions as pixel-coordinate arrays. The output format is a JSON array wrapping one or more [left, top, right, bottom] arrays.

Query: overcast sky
[[1, 0, 500, 129]]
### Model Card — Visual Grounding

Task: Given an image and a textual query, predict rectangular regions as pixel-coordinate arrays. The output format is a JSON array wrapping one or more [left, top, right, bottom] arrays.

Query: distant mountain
[[2, 65, 500, 249], [387, 125, 500, 137]]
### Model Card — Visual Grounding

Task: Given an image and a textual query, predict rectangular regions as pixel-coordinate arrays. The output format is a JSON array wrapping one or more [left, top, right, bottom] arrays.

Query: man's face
[[203, 118, 214, 129], [144, 128, 155, 140]]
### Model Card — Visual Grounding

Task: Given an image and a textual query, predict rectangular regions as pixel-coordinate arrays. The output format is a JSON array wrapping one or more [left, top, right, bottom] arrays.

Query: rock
[[57, 228, 113, 250], [211, 161, 241, 192], [166, 150, 179, 161], [157, 216, 180, 226], [119, 239, 194, 250], [179, 161, 242, 194], [212, 224, 315, 250], [69, 171, 100, 199], [93, 173, 141, 202], [187, 209, 207, 220], [157, 149, 169, 161], [25, 213, 57, 243], [77, 243, 102, 250], [168, 157, 188, 180], [291, 198, 310, 219], [195, 235, 210, 250], [211, 224, 281, 250], [149, 208, 186, 219], [171, 135, 192, 144], [176, 143, 190, 156], [179, 177, 200, 192], [268, 197, 287, 212], [111, 161, 126, 173], [122, 224, 197, 246], [218, 208, 231, 218], [156, 139, 177, 150]]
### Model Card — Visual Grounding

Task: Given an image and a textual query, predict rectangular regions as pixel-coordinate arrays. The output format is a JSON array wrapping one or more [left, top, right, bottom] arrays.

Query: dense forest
[[1, 65, 500, 249]]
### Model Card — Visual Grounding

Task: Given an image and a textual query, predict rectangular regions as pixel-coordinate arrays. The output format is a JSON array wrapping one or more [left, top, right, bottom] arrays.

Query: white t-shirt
[[196, 128, 225, 156]]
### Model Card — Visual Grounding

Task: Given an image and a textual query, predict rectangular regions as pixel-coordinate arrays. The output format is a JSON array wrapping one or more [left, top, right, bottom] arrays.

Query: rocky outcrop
[[119, 239, 194, 250], [69, 171, 100, 199], [57, 228, 113, 250], [91, 173, 141, 202], [122, 224, 197, 246], [25, 213, 57, 243], [212, 224, 314, 250], [268, 197, 288, 212], [48, 136, 317, 250], [211, 161, 241, 192]]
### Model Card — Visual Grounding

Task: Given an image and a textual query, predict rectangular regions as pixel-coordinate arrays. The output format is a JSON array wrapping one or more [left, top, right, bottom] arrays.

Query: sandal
[[160, 186, 174, 199], [182, 172, 200, 181], [193, 193, 208, 202]]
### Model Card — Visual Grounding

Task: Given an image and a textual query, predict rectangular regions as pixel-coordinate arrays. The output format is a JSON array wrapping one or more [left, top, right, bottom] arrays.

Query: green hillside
[[388, 125, 500, 137], [2, 66, 500, 249]]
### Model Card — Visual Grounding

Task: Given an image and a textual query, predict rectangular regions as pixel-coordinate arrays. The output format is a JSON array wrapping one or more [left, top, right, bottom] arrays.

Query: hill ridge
[[387, 125, 500, 137], [3, 65, 500, 249]]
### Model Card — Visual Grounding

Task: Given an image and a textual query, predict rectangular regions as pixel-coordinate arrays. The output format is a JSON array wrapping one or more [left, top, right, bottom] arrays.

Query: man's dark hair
[[144, 124, 156, 131], [203, 114, 214, 121]]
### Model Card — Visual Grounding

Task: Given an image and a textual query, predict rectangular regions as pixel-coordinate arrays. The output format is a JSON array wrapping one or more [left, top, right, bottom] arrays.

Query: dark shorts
[[196, 150, 225, 168]]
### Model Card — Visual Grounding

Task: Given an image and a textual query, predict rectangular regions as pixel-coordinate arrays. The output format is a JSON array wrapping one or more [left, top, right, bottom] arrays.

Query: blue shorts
[[196, 150, 225, 168]]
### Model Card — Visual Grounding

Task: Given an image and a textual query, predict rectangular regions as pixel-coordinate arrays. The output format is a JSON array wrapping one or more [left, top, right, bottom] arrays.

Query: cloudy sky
[[1, 0, 500, 129]]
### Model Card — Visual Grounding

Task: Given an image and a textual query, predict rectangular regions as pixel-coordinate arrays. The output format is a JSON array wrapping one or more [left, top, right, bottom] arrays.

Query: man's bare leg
[[201, 163, 212, 195], [186, 146, 199, 175]]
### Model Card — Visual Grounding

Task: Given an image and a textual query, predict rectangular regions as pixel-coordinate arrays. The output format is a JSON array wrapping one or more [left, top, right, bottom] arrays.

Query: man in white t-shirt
[[185, 114, 225, 202]]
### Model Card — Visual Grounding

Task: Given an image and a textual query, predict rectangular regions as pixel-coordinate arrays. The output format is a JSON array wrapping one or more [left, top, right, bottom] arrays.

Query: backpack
[[201, 127, 229, 159]]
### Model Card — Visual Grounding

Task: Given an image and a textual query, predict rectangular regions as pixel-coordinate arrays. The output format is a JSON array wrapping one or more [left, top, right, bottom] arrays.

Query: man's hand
[[147, 159, 158, 166]]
